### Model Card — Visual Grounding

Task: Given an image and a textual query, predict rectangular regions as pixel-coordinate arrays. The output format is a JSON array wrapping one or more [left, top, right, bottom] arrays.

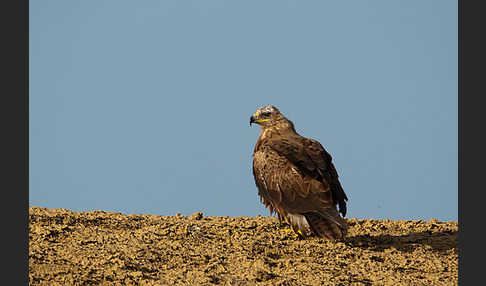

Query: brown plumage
[[250, 105, 348, 240]]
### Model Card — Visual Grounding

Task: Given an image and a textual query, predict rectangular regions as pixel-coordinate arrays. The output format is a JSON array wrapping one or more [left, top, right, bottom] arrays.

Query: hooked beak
[[250, 115, 257, 126]]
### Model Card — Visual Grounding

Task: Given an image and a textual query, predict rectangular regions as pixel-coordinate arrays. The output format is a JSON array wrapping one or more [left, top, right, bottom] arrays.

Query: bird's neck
[[259, 119, 298, 140]]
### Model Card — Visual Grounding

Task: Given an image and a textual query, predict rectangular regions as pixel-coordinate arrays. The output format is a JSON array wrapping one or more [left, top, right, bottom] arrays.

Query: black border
[[1, 0, 29, 284], [459, 0, 483, 284]]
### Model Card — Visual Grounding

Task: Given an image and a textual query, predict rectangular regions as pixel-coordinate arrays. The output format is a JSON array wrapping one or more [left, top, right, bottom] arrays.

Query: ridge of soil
[[29, 207, 458, 285]]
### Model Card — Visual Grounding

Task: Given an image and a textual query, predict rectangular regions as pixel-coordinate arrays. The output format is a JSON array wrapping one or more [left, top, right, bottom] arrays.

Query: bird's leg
[[278, 221, 294, 233], [294, 228, 306, 239], [279, 224, 305, 239]]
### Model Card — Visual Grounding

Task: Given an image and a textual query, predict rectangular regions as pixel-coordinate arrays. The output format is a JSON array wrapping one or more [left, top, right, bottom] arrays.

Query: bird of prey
[[250, 105, 348, 239]]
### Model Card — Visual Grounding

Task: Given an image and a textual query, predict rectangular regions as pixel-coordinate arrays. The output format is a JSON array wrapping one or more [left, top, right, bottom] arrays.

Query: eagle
[[250, 105, 348, 240]]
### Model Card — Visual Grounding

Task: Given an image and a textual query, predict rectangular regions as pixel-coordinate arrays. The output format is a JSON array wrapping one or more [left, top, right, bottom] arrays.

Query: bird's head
[[250, 105, 288, 129]]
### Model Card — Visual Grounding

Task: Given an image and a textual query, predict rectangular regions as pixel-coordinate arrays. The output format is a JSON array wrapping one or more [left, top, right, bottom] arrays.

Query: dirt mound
[[29, 207, 457, 285]]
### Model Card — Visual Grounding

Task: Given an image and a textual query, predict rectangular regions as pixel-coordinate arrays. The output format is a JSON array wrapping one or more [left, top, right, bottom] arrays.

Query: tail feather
[[304, 210, 347, 240], [286, 210, 347, 240]]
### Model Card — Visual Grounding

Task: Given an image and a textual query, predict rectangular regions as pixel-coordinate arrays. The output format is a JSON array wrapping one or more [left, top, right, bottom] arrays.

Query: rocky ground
[[29, 207, 458, 285]]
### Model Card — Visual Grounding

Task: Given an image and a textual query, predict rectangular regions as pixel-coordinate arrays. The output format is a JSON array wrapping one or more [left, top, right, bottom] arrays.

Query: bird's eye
[[262, 112, 271, 117]]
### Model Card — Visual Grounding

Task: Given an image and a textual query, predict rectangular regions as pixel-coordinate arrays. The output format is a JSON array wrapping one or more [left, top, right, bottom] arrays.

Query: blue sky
[[30, 0, 457, 221]]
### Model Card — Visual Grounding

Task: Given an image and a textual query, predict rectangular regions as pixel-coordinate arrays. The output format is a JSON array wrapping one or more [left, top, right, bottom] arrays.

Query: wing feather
[[265, 135, 348, 216]]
